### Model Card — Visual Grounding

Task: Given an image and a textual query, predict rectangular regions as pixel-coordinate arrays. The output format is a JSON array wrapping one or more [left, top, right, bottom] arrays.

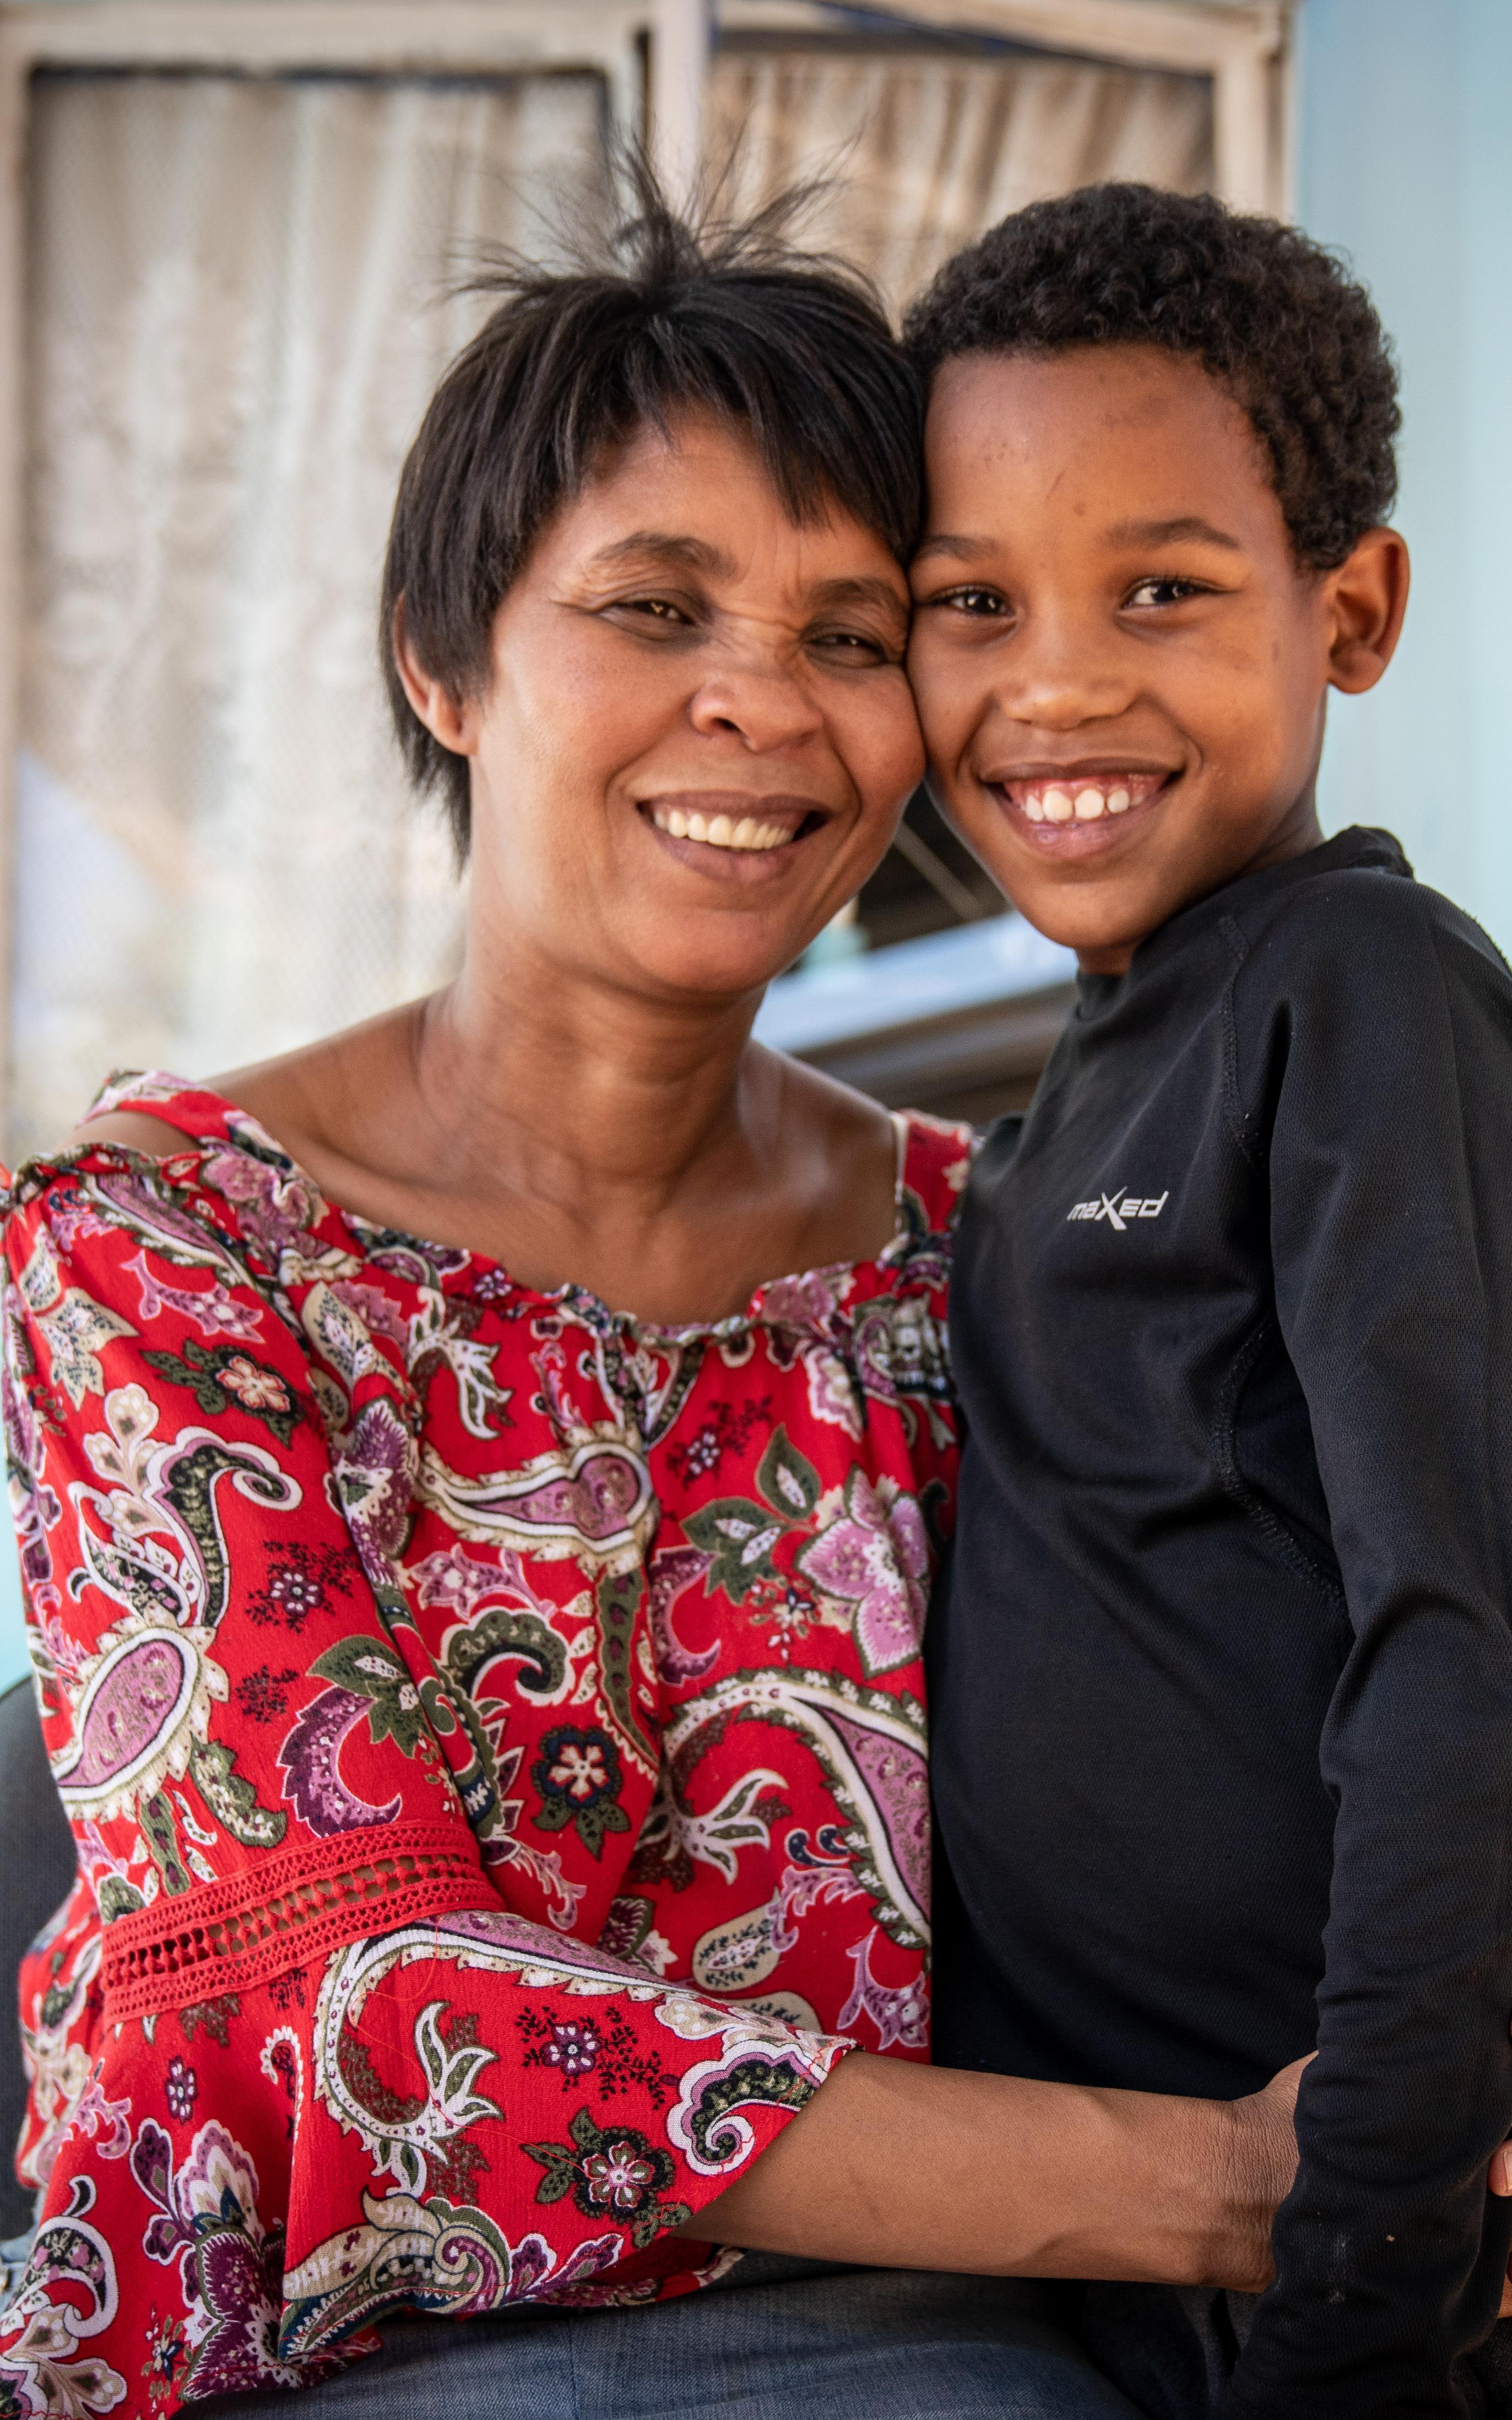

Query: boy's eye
[[1125, 576, 1209, 609], [929, 586, 1011, 618]]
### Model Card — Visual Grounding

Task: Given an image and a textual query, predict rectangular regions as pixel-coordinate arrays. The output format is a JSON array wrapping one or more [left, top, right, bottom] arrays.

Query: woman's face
[[451, 412, 923, 1006]]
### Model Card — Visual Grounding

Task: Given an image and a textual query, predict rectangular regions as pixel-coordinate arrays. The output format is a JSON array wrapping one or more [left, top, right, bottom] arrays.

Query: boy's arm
[[1221, 884, 1512, 2417]]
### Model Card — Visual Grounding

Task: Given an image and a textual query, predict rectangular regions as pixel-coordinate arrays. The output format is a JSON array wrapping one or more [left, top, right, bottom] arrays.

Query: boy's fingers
[[1489, 2141, 1512, 2198]]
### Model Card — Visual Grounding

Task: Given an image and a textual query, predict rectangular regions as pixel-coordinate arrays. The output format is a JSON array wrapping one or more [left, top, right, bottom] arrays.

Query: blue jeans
[[192, 2255, 1145, 2418]]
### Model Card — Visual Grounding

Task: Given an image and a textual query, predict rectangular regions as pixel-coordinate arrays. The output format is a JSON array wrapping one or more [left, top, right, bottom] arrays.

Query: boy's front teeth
[[1022, 782, 1134, 824], [652, 806, 794, 850]]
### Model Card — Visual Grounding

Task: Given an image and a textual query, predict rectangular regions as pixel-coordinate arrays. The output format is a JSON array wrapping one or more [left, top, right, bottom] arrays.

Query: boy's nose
[[1004, 616, 1132, 730]]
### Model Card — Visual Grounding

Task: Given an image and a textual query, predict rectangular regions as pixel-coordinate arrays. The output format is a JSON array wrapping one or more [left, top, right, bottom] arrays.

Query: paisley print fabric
[[0, 1074, 969, 2413]]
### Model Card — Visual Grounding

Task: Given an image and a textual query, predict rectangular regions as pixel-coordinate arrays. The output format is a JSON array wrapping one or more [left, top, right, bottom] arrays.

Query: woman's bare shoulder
[[63, 1007, 415, 1168], [67, 1110, 187, 1157], [214, 1006, 418, 1159]]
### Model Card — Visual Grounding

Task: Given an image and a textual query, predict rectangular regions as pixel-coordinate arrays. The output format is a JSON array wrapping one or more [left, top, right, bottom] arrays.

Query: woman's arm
[[676, 2049, 1307, 2291]]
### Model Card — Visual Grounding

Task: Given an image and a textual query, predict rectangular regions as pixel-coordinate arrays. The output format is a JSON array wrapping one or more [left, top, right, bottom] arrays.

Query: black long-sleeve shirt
[[930, 828, 1512, 2415]]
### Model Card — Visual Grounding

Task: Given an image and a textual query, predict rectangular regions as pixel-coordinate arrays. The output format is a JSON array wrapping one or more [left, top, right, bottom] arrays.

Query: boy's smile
[[908, 345, 1408, 971]]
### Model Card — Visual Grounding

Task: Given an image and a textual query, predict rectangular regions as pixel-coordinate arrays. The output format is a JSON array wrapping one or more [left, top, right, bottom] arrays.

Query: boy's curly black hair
[[903, 182, 1400, 571]]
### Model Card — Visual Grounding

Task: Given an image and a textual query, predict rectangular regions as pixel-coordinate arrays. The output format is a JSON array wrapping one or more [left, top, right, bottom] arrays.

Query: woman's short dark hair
[[903, 182, 1400, 574], [382, 168, 923, 859]]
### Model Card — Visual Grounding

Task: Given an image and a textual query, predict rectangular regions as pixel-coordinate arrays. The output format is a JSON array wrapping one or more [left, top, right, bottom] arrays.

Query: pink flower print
[[165, 2057, 197, 2123], [268, 1567, 321, 1622], [583, 2140, 658, 2212], [215, 1358, 291, 1414], [801, 1345, 864, 1440], [551, 1741, 610, 1803], [328, 1281, 408, 1349], [798, 1470, 929, 1675], [544, 2020, 600, 2079], [761, 1271, 844, 1328]]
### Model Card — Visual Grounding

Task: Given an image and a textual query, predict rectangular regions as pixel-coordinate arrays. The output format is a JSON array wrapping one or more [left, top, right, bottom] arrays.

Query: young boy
[[905, 183, 1512, 2417]]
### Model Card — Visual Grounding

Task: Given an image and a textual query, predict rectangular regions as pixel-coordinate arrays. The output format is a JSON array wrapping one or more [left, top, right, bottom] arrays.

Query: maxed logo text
[[1065, 1189, 1168, 1231]]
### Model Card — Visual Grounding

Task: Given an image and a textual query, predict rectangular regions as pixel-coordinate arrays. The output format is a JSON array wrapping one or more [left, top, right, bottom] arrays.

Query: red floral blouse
[[0, 1074, 969, 2415]]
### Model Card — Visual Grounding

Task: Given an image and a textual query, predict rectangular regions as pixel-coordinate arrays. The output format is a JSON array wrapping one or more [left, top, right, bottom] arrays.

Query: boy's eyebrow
[[1105, 515, 1244, 551], [911, 517, 1244, 567], [911, 533, 990, 565]]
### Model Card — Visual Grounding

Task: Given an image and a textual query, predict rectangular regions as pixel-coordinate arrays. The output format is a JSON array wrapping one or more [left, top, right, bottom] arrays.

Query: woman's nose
[[687, 656, 825, 752]]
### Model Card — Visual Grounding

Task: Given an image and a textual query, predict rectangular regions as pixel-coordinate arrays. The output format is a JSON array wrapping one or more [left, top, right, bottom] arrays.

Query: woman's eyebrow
[[586, 532, 735, 575], [807, 574, 909, 614], [1105, 514, 1243, 550]]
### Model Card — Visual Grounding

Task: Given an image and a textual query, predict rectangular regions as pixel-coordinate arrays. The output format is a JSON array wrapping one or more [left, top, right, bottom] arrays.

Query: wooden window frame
[[714, 0, 1293, 216]]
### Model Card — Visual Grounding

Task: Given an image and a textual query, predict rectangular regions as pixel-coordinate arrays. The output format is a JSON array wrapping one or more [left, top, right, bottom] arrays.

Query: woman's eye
[[1125, 576, 1207, 608], [615, 596, 695, 628], [810, 629, 891, 663]]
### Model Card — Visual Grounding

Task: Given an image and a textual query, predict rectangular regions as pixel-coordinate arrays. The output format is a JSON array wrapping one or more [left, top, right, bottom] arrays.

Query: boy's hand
[[1461, 2016, 1512, 2315], [1492, 2032, 1512, 2315]]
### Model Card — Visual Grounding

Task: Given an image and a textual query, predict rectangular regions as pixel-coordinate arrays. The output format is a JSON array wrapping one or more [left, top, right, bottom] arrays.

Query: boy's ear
[[1324, 527, 1411, 695]]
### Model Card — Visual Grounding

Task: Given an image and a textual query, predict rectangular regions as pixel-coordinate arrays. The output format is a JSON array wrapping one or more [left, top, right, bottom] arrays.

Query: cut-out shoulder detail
[[67, 1109, 187, 1157]]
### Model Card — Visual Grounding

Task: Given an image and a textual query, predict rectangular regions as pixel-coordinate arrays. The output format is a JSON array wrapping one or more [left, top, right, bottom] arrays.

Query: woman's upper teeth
[[652, 806, 794, 850]]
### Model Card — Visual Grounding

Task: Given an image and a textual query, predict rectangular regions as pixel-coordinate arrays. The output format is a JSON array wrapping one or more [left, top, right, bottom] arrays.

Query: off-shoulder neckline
[[25, 1078, 960, 1342]]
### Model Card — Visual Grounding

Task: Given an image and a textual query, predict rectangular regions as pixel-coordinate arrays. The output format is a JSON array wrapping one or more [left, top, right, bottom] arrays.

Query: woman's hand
[[1212, 2051, 1512, 2311], [1208, 2055, 1308, 2292], [686, 2044, 1512, 2304], [675, 2048, 1304, 2289]]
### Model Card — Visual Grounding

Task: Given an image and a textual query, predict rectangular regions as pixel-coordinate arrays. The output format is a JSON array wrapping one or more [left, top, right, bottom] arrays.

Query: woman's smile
[[642, 790, 827, 881]]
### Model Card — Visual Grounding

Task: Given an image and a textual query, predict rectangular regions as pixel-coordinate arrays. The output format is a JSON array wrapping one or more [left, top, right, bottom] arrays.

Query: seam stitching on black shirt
[[1211, 1313, 1347, 1611], [1218, 916, 1266, 1171]]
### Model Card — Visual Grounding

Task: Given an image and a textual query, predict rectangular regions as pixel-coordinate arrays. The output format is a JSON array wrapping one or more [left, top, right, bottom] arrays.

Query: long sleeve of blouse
[[0, 1085, 963, 2416]]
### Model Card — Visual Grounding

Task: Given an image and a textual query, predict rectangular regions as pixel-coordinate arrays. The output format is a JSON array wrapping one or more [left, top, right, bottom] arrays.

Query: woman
[[0, 195, 1298, 2419]]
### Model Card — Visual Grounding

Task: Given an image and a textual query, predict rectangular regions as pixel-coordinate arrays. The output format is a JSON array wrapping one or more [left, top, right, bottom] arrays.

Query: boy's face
[[908, 346, 1407, 970]]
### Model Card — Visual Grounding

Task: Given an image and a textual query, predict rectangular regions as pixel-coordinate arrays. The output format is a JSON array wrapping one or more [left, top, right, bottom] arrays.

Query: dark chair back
[[0, 1679, 76, 2236]]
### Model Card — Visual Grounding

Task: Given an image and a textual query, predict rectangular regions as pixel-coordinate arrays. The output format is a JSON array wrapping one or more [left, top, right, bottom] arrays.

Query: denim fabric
[[192, 2256, 1145, 2419]]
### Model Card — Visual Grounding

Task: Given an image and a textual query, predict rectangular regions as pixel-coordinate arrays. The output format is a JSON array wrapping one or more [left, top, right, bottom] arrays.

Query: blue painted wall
[[1299, 0, 1512, 944]]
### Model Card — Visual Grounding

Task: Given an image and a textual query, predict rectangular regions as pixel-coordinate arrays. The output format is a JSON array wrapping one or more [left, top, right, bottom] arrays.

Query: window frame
[[714, 0, 1293, 215], [0, 0, 673, 1142]]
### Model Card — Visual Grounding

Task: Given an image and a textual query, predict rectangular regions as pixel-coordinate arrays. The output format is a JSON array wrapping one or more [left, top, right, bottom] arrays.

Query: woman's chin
[[623, 921, 823, 1008]]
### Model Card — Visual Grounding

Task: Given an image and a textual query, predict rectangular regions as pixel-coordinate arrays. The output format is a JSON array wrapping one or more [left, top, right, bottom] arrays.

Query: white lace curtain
[[10, 67, 609, 1162], [10, 45, 1211, 1162], [707, 42, 1213, 312]]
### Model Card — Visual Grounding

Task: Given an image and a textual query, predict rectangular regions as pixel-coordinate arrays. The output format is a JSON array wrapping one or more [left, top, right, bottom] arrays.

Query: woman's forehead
[[542, 414, 911, 592]]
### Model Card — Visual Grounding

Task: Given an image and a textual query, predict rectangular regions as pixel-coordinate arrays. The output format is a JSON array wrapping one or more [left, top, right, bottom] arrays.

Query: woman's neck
[[414, 933, 769, 1214], [214, 920, 898, 1324]]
